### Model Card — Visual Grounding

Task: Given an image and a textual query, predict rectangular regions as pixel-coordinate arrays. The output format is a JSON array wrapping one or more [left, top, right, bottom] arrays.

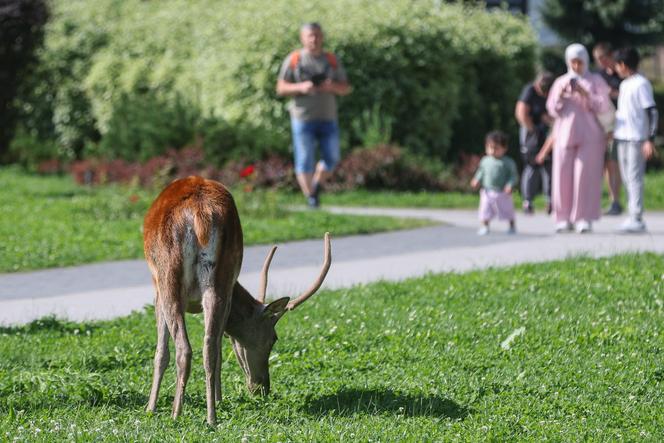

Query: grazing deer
[[143, 176, 331, 425]]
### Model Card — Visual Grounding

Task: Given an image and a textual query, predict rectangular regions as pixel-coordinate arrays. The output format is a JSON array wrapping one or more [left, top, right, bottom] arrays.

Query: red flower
[[240, 165, 255, 178]]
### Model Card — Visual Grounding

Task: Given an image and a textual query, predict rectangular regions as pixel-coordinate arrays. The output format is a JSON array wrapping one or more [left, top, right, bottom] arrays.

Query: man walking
[[613, 47, 658, 233], [276, 22, 351, 208]]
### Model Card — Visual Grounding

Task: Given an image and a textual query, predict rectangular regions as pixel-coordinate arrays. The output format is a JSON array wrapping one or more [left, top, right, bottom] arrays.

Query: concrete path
[[1, 208, 663, 326]]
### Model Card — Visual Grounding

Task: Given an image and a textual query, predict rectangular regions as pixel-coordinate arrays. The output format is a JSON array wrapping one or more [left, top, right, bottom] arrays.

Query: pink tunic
[[546, 72, 611, 224]]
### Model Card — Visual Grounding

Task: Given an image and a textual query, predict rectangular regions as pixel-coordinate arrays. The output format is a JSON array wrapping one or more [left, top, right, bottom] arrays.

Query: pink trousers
[[478, 189, 515, 221], [551, 141, 605, 223]]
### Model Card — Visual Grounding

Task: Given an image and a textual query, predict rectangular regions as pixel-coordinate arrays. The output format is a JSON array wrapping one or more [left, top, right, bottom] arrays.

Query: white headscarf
[[565, 43, 589, 77]]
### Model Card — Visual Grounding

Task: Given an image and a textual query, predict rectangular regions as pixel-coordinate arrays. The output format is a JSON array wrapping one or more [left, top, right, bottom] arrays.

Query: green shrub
[[15, 0, 536, 163], [94, 91, 200, 162]]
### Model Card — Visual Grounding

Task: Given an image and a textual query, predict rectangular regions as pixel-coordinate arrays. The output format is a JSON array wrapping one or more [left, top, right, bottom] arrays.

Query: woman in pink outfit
[[546, 43, 612, 233]]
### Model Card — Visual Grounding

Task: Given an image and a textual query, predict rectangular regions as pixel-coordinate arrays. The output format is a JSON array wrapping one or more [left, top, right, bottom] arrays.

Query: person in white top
[[613, 47, 658, 233]]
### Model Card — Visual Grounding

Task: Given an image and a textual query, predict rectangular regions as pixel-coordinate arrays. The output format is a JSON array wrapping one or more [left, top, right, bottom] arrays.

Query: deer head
[[225, 233, 331, 395]]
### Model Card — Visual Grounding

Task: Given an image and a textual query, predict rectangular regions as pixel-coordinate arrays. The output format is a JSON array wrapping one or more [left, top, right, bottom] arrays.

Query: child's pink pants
[[478, 189, 515, 221]]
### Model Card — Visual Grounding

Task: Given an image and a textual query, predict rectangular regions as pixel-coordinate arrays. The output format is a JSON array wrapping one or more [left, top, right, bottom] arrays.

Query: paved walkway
[[1, 208, 663, 326]]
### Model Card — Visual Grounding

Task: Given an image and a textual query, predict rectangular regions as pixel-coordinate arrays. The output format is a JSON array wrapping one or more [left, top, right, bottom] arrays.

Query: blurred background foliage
[[9, 0, 537, 171]]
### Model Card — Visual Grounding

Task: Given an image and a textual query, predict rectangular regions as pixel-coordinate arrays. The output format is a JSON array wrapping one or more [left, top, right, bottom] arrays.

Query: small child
[[471, 131, 518, 235]]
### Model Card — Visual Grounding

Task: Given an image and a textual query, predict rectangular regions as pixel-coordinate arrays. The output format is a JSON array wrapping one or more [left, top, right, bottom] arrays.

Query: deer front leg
[[146, 303, 170, 412]]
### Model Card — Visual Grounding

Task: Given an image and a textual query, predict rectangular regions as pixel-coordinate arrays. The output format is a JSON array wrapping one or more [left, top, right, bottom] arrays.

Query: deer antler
[[258, 246, 278, 303], [286, 232, 331, 311]]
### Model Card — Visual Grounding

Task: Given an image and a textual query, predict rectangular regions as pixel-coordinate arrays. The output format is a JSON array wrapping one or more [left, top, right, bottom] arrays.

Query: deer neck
[[226, 282, 262, 337]]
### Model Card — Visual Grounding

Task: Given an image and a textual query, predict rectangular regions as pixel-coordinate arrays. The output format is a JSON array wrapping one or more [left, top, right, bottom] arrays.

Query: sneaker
[[604, 201, 623, 216], [616, 218, 646, 233], [307, 195, 319, 209], [523, 201, 534, 215], [507, 225, 516, 235], [575, 220, 592, 234], [555, 221, 572, 233], [477, 226, 489, 236], [308, 182, 322, 208]]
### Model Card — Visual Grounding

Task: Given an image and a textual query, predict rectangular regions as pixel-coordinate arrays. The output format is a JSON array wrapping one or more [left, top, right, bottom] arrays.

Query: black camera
[[310, 72, 327, 86]]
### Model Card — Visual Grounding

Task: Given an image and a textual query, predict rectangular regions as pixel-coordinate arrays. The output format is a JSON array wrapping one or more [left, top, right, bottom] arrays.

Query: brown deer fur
[[143, 176, 330, 426]]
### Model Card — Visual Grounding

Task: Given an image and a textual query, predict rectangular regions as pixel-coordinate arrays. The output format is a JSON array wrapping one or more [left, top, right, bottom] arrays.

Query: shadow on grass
[[302, 388, 469, 419]]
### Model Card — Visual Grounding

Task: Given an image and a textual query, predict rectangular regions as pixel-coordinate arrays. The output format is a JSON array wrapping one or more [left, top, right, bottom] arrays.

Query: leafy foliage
[[541, 0, 664, 47], [1, 254, 663, 440], [14, 0, 536, 163], [0, 0, 48, 162], [330, 145, 454, 192]]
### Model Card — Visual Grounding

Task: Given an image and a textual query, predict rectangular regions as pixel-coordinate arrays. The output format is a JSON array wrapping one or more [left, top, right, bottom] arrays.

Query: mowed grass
[[1, 254, 663, 441], [301, 170, 664, 210], [0, 167, 430, 273]]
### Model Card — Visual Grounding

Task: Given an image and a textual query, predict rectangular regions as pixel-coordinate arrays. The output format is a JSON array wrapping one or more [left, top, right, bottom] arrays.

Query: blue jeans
[[290, 119, 340, 174]]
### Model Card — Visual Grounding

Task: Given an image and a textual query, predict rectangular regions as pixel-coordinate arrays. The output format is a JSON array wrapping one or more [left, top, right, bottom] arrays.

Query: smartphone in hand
[[569, 77, 577, 90]]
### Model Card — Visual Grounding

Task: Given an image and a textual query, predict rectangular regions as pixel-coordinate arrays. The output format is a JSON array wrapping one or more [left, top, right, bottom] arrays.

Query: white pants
[[616, 140, 646, 220]]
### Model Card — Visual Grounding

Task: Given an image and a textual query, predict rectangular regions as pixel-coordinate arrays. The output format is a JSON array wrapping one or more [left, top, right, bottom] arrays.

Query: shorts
[[290, 119, 340, 174], [479, 189, 515, 222], [605, 139, 618, 162]]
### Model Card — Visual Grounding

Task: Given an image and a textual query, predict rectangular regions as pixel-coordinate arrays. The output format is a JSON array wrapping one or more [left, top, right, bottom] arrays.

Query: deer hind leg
[[157, 273, 192, 420], [146, 293, 170, 412], [201, 257, 234, 425], [202, 289, 227, 426], [214, 334, 222, 403]]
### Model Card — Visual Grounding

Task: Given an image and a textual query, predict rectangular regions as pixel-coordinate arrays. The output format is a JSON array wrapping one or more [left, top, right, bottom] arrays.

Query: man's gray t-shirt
[[278, 49, 347, 122]]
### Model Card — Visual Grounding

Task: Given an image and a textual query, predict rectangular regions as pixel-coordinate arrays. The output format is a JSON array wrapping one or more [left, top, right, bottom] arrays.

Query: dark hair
[[593, 42, 612, 56], [300, 22, 323, 33], [486, 130, 508, 147], [535, 71, 554, 94], [615, 47, 640, 71]]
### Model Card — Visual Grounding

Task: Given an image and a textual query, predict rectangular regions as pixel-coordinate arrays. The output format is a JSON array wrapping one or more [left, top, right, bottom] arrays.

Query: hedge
[[12, 0, 537, 167]]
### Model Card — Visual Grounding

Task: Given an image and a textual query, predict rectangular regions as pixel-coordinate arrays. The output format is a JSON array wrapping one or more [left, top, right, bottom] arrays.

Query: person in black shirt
[[593, 42, 623, 215], [515, 71, 554, 214]]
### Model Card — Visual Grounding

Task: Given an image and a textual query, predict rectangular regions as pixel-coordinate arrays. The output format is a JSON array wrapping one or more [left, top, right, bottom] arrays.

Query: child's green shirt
[[472, 155, 518, 191]]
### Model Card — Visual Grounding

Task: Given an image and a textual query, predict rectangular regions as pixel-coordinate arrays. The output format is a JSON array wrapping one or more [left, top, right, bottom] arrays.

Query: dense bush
[[329, 145, 454, 192], [14, 0, 536, 165], [65, 144, 458, 192], [0, 0, 48, 162]]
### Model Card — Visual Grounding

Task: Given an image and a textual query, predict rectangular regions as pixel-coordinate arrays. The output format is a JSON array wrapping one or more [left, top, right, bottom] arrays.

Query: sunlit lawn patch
[[0, 254, 663, 440], [0, 167, 430, 272]]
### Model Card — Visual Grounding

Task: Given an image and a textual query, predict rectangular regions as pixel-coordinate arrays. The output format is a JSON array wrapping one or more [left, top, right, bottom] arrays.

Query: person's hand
[[504, 184, 512, 194], [299, 81, 315, 95], [642, 140, 656, 160], [570, 80, 589, 98], [534, 152, 546, 165], [316, 79, 335, 93], [470, 178, 479, 190], [575, 85, 589, 98]]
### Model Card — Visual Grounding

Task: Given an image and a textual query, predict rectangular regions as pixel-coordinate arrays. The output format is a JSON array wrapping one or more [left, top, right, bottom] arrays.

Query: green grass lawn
[[309, 170, 664, 210], [1, 254, 663, 440], [0, 167, 430, 273]]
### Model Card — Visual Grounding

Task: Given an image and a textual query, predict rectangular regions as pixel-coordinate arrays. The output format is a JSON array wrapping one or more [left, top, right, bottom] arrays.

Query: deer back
[[143, 176, 243, 311]]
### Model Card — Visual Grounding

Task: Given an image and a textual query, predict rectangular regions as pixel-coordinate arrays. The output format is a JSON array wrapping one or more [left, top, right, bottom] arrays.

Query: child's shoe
[[477, 226, 489, 236]]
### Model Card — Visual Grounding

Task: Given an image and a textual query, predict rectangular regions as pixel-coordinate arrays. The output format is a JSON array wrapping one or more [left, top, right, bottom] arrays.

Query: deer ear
[[263, 297, 290, 320]]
